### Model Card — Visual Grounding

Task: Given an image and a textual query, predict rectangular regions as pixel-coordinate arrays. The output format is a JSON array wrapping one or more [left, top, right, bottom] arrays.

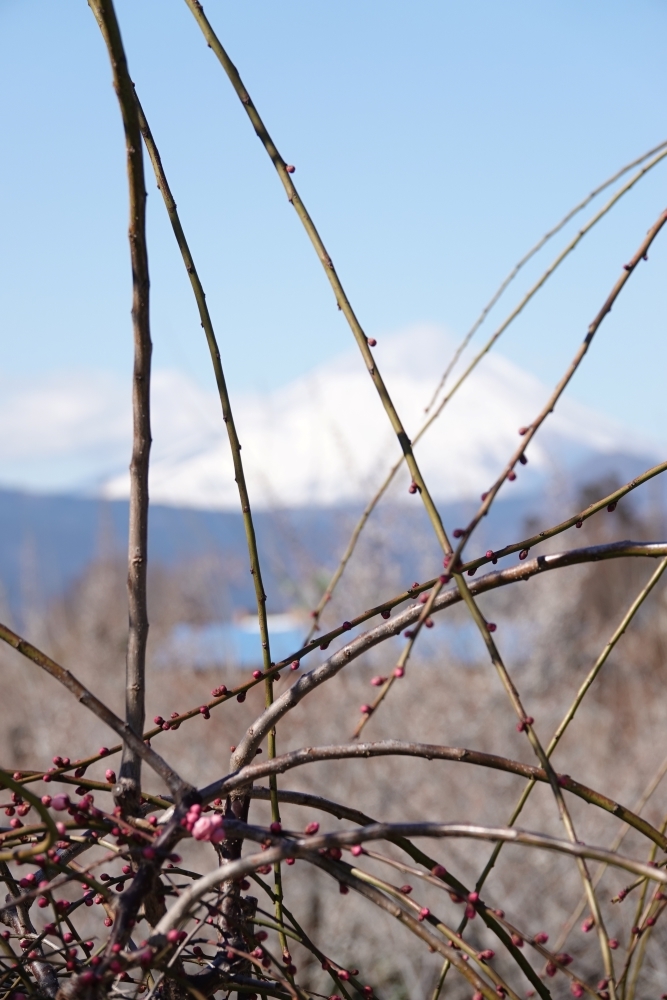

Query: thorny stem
[[88, 0, 152, 815]]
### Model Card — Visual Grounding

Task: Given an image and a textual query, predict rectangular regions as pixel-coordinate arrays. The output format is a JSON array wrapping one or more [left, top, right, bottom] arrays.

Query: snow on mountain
[[97, 324, 651, 510]]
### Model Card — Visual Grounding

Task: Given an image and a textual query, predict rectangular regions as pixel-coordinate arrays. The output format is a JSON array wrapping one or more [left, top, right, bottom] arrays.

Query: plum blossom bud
[[478, 949, 495, 961], [467, 892, 479, 903], [575, 520, 583, 529], [350, 845, 363, 856], [270, 821, 282, 834], [486, 550, 494, 559], [304, 822, 319, 835], [285, 164, 295, 173], [367, 338, 377, 347], [105, 770, 116, 784], [508, 470, 517, 481], [464, 903, 476, 919], [252, 670, 262, 680], [486, 622, 497, 632], [41, 795, 52, 807], [381, 609, 391, 619], [399, 884, 412, 894], [360, 704, 372, 715], [452, 529, 464, 538], [431, 864, 446, 878], [408, 482, 418, 494], [290, 660, 300, 670], [51, 795, 70, 811], [510, 934, 524, 948], [371, 675, 386, 686], [570, 985, 584, 998], [394, 666, 404, 677], [418, 907, 430, 921], [607, 502, 617, 512], [533, 932, 548, 944], [581, 916, 594, 933]]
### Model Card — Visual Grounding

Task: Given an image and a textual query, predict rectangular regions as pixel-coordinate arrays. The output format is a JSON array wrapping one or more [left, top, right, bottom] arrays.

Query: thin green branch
[[182, 0, 452, 557]]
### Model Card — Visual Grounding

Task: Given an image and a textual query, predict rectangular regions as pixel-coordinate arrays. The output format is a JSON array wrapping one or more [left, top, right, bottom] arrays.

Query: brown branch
[[229, 541, 667, 769], [452, 206, 667, 564], [0, 621, 188, 798], [203, 741, 667, 849], [88, 0, 152, 815]]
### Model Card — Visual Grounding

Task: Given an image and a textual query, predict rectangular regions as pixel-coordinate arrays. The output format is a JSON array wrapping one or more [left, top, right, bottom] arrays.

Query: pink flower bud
[[570, 985, 584, 998], [342, 621, 352, 631], [518, 426, 528, 435], [153, 716, 164, 726], [367, 338, 377, 347], [431, 864, 446, 878], [487, 622, 496, 632], [252, 670, 262, 679], [581, 916, 594, 933], [533, 932, 548, 944], [467, 892, 479, 903], [304, 822, 319, 835], [453, 529, 463, 538], [418, 907, 430, 920], [360, 704, 372, 715], [478, 949, 495, 961], [371, 676, 386, 686], [399, 884, 412, 894], [270, 821, 282, 834], [290, 660, 300, 670], [394, 666, 404, 677], [105, 770, 116, 784], [486, 550, 494, 559], [575, 520, 583, 529], [285, 164, 295, 174], [408, 482, 418, 494], [464, 903, 476, 919], [607, 502, 617, 512], [199, 706, 210, 719], [51, 794, 70, 811], [142, 847, 156, 860], [192, 817, 213, 841], [381, 609, 391, 619], [55, 822, 66, 836], [41, 795, 52, 806]]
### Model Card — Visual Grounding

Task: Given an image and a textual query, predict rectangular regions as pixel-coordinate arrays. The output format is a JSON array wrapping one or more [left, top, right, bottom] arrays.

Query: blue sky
[[1, 0, 666, 477]]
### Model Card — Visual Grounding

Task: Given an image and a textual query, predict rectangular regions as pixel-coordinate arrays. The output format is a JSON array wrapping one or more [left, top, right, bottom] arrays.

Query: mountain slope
[[102, 324, 652, 509]]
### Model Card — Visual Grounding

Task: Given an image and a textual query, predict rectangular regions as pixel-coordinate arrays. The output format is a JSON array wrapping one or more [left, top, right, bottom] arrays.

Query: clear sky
[[1, 0, 666, 474]]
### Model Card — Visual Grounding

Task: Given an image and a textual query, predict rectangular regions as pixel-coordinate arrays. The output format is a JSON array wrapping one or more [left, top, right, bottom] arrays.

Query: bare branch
[[88, 0, 152, 814]]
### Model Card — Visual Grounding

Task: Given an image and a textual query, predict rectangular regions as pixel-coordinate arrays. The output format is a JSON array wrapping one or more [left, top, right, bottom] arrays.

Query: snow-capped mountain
[[100, 324, 652, 510], [0, 325, 653, 509]]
